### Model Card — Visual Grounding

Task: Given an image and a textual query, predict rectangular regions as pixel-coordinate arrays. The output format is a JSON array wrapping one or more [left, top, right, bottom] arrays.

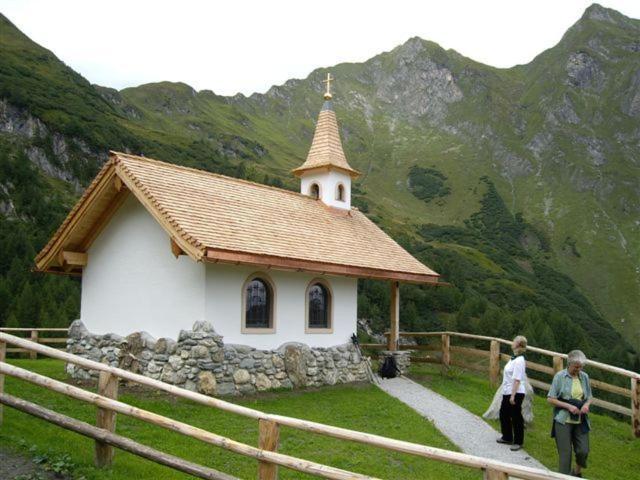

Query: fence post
[[632, 378, 640, 439], [30, 330, 38, 360], [441, 334, 450, 369], [483, 468, 508, 480], [0, 340, 5, 426], [258, 418, 280, 480], [553, 356, 563, 374], [95, 371, 119, 467], [489, 340, 500, 387]]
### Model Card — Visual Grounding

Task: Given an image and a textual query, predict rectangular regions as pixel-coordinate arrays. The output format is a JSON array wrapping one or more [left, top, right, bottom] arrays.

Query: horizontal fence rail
[[0, 332, 574, 480], [370, 331, 640, 438], [0, 393, 237, 480], [0, 327, 68, 358]]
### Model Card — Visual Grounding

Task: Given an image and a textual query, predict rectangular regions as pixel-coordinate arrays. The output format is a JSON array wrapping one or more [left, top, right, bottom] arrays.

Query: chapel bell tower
[[292, 73, 360, 210]]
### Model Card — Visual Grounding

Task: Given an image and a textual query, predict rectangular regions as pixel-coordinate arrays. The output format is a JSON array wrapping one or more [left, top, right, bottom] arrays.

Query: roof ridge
[[110, 151, 336, 204]]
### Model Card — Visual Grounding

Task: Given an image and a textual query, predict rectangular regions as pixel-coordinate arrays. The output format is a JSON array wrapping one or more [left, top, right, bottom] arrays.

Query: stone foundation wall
[[66, 320, 369, 396]]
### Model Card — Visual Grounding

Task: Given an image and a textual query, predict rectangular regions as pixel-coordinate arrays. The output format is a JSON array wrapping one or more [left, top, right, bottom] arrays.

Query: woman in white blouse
[[496, 335, 527, 451]]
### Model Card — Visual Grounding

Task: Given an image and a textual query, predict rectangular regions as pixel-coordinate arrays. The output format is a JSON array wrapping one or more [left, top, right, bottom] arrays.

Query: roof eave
[[204, 247, 441, 285], [34, 151, 208, 275], [291, 163, 361, 179], [34, 158, 119, 273]]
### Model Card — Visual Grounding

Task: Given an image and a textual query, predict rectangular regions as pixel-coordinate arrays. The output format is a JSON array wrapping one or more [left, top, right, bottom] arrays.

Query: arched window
[[336, 183, 345, 201], [243, 275, 274, 331], [309, 183, 320, 199], [307, 280, 332, 331]]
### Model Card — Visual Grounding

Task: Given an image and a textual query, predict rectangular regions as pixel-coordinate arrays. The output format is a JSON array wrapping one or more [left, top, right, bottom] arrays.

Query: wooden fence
[[0, 332, 575, 480], [362, 331, 640, 438], [0, 328, 68, 358]]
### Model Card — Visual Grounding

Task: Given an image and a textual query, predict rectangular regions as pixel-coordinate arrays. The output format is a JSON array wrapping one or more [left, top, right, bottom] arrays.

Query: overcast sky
[[2, 0, 639, 96]]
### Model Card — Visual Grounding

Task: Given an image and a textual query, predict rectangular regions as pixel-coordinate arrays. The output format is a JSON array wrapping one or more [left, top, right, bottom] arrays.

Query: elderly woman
[[496, 335, 527, 451], [547, 350, 593, 477]]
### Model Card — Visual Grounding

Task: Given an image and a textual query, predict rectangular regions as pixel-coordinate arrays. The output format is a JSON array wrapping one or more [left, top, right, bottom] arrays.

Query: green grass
[[409, 363, 640, 480], [1, 359, 481, 479]]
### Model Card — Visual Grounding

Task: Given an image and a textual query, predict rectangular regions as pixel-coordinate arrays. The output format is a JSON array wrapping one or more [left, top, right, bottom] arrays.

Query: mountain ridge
[[0, 4, 638, 365]]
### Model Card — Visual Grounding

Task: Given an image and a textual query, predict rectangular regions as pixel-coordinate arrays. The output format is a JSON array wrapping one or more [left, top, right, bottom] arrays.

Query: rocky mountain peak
[[581, 3, 639, 29], [396, 36, 427, 58], [362, 36, 463, 124]]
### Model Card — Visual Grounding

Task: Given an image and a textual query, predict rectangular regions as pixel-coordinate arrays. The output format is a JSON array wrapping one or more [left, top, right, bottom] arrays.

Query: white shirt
[[501, 356, 526, 395]]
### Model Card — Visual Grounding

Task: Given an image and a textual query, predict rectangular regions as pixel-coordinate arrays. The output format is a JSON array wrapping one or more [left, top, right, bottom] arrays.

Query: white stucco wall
[[80, 195, 358, 347], [205, 263, 358, 349], [81, 195, 205, 338], [300, 170, 351, 209]]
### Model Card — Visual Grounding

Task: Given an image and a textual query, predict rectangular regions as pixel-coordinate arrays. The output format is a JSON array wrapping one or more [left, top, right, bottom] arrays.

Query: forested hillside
[[0, 4, 638, 369]]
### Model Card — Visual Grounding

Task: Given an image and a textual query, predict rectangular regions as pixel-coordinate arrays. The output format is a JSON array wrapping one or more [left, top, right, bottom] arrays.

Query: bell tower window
[[336, 184, 345, 202], [309, 183, 320, 199]]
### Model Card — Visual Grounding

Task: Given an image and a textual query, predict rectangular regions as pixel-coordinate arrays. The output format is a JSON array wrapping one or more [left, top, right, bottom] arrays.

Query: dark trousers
[[499, 393, 525, 445], [554, 421, 589, 474]]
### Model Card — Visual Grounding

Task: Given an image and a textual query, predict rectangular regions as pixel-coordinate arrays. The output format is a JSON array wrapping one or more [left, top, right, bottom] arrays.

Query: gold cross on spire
[[323, 72, 333, 100]]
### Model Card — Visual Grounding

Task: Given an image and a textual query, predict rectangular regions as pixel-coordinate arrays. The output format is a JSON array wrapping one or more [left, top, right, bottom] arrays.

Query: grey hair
[[513, 335, 527, 356], [567, 350, 587, 366]]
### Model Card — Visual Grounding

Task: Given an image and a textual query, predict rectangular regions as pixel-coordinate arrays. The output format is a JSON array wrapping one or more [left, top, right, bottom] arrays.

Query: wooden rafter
[[57, 251, 88, 272], [170, 238, 185, 258], [78, 188, 129, 252], [113, 176, 126, 193]]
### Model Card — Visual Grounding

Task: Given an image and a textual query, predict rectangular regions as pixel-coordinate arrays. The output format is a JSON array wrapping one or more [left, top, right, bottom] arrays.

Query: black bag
[[378, 355, 400, 379]]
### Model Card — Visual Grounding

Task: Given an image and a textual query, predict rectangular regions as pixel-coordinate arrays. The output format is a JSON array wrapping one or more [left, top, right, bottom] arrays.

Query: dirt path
[[0, 446, 68, 480]]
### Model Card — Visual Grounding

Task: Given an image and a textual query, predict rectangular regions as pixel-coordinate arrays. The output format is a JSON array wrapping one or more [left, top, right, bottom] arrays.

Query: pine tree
[[14, 282, 40, 327]]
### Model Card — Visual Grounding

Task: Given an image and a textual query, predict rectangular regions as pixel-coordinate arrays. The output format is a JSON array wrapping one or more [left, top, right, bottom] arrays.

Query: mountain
[[0, 4, 638, 367]]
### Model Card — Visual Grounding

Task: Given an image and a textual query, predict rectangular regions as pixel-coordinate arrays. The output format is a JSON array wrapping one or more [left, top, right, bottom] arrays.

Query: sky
[[2, 0, 640, 97]]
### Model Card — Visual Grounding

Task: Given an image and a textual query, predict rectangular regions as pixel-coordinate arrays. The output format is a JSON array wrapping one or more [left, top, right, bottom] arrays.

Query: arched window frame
[[241, 272, 276, 334], [305, 278, 333, 333], [335, 183, 345, 202], [309, 182, 321, 200]]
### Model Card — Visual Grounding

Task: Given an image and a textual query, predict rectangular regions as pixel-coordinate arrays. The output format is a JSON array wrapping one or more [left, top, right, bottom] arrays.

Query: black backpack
[[378, 355, 400, 379]]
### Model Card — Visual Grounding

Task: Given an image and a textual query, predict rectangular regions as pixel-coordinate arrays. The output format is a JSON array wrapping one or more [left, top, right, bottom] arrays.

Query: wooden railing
[[363, 331, 640, 438], [0, 328, 68, 358], [0, 332, 574, 480]]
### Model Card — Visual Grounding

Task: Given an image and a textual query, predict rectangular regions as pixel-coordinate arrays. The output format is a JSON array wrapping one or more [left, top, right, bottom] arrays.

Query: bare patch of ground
[[0, 446, 71, 480]]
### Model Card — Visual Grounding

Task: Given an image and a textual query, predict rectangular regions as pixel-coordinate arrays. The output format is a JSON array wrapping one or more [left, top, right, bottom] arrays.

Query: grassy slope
[[409, 363, 640, 480], [510, 10, 640, 345], [1, 359, 478, 480]]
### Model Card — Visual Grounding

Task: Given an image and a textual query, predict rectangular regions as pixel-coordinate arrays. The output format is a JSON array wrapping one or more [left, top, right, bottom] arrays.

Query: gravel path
[[376, 376, 548, 470]]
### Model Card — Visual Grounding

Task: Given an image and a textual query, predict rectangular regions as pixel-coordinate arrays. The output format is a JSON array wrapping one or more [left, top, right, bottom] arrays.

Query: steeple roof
[[292, 75, 360, 178]]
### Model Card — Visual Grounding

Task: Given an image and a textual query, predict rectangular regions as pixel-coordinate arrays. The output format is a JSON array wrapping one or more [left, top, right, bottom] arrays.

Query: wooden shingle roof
[[35, 152, 439, 283]]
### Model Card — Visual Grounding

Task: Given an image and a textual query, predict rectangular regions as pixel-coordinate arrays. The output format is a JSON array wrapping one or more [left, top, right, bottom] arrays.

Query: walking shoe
[[496, 438, 512, 444], [570, 471, 582, 478], [510, 444, 522, 451]]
